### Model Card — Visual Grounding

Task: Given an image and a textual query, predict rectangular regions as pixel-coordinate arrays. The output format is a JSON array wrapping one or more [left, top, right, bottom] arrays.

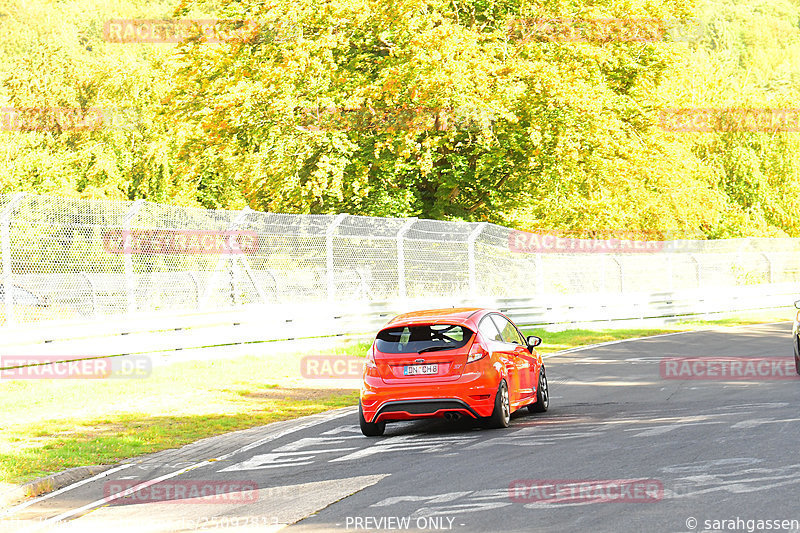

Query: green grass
[[0, 351, 360, 486], [0, 308, 791, 487], [521, 327, 676, 354]]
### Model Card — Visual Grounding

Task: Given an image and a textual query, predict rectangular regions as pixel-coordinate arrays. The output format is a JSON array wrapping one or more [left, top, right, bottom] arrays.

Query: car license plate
[[404, 364, 438, 376]]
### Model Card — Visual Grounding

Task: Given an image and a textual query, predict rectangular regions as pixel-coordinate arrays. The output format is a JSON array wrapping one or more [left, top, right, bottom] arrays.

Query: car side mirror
[[527, 335, 542, 349], [795, 300, 800, 310]]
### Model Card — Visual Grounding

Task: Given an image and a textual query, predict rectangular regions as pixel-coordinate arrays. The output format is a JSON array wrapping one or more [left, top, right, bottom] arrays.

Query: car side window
[[491, 314, 524, 345], [478, 315, 503, 342]]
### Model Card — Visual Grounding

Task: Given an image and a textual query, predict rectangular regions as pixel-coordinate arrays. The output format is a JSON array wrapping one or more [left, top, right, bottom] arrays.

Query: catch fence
[[1, 193, 798, 327]]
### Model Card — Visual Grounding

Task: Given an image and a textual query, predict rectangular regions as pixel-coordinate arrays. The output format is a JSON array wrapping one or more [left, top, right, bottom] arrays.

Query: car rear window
[[375, 324, 474, 354]]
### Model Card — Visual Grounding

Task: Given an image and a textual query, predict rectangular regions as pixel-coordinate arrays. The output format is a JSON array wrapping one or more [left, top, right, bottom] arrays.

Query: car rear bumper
[[373, 399, 481, 422], [360, 371, 498, 423]]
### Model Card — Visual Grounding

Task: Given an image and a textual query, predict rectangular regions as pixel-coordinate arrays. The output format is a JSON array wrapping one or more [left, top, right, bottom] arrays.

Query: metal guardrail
[[1, 283, 795, 365]]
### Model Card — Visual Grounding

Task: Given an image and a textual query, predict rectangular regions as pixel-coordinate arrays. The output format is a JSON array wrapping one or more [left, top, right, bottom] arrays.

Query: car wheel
[[359, 402, 385, 437], [487, 379, 511, 429], [795, 347, 800, 376], [528, 367, 549, 413]]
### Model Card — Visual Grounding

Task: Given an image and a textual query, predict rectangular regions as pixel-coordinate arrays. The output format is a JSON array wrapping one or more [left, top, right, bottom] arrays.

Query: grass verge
[[0, 352, 359, 486]]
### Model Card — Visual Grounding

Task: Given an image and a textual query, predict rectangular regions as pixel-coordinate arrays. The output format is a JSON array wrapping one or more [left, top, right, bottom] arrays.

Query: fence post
[[761, 252, 773, 284], [611, 257, 623, 293], [688, 254, 701, 288], [1, 193, 26, 328], [396, 218, 417, 300], [80, 272, 97, 318], [467, 223, 487, 299], [187, 271, 200, 309], [600, 256, 607, 292], [533, 254, 544, 295], [326, 213, 347, 302], [356, 268, 369, 300], [121, 200, 145, 315], [199, 207, 254, 308], [666, 254, 674, 292], [228, 208, 253, 305]]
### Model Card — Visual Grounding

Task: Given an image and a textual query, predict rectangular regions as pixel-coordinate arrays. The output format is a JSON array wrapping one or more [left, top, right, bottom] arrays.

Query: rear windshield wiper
[[417, 346, 454, 354]]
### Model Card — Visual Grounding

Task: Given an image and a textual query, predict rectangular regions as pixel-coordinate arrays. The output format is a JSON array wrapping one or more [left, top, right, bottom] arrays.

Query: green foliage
[[0, 0, 799, 237], [656, 0, 800, 236]]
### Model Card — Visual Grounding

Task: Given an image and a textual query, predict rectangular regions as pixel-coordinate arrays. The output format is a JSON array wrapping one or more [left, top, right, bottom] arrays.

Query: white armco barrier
[[0, 283, 795, 364]]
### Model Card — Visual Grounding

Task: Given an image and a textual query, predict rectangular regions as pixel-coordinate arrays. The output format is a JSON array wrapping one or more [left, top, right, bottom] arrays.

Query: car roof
[[384, 307, 492, 329]]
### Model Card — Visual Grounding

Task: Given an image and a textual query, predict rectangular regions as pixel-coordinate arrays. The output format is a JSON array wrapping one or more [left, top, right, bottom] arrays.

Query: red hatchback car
[[359, 308, 549, 436]]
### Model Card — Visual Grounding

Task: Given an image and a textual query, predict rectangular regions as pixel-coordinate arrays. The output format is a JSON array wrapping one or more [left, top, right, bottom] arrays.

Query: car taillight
[[467, 341, 487, 363], [364, 345, 380, 376]]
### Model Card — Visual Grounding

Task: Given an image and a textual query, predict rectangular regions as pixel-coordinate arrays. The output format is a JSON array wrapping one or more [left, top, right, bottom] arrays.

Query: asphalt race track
[[5, 322, 800, 533]]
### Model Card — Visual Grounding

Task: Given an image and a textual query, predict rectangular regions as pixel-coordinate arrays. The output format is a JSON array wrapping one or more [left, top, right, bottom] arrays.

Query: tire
[[795, 345, 800, 376], [486, 379, 511, 429], [794, 337, 800, 376], [359, 402, 385, 437], [528, 367, 549, 413]]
